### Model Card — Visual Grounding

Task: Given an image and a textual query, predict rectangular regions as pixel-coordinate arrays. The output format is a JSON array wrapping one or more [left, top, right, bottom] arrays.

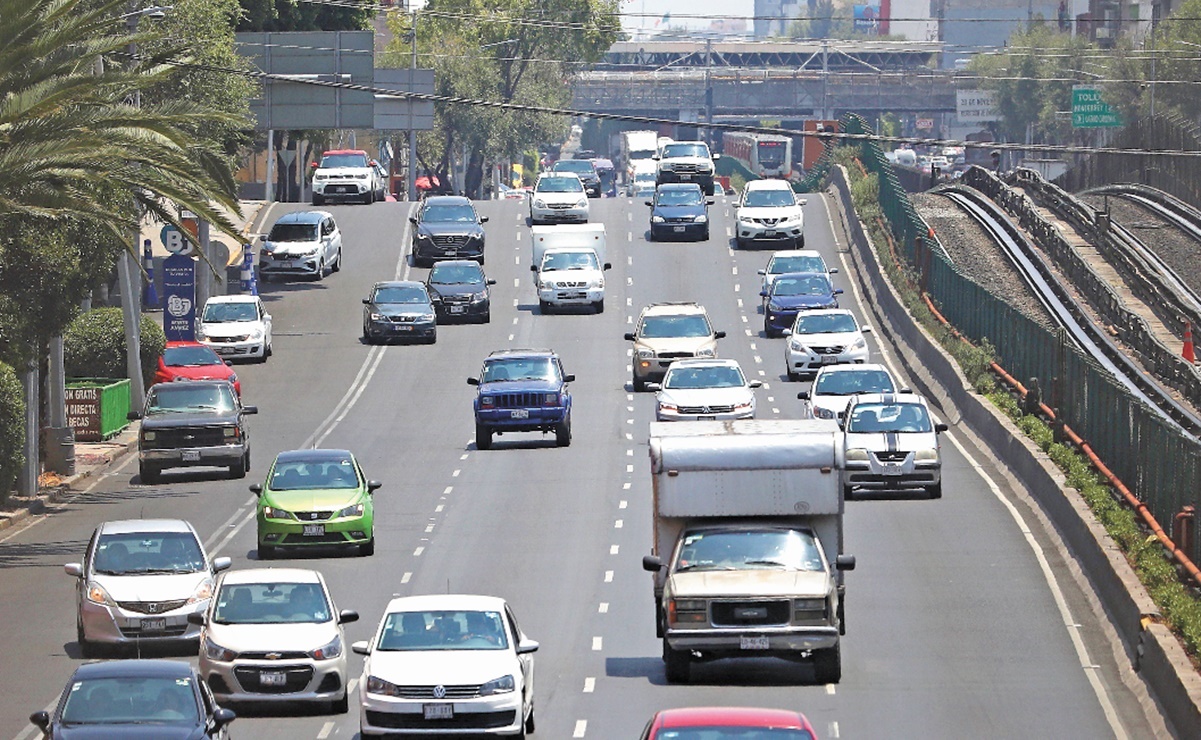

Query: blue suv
[[467, 349, 574, 449]]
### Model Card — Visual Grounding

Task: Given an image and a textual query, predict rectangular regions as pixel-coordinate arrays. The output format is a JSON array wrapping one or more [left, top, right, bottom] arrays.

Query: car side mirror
[[935, 423, 949, 433], [834, 289, 844, 295], [642, 555, 663, 572], [258, 234, 267, 242], [714, 331, 726, 339], [603, 263, 612, 270], [529, 265, 537, 272], [64, 563, 83, 578], [249, 484, 262, 495], [368, 481, 382, 492], [352, 640, 371, 656], [798, 198, 809, 206], [836, 554, 856, 571], [224, 360, 233, 366], [757, 269, 766, 275], [624, 332, 636, 341], [362, 298, 371, 304], [797, 391, 810, 400], [861, 326, 872, 333], [212, 557, 232, 573], [213, 707, 236, 729], [310, 161, 319, 169], [30, 711, 50, 732], [487, 279, 497, 285], [828, 267, 839, 274], [900, 387, 912, 394], [749, 380, 763, 388], [563, 374, 576, 383], [187, 612, 206, 626], [467, 377, 480, 386], [644, 200, 653, 206], [516, 639, 540, 655], [127, 410, 142, 421], [339, 610, 360, 625], [706, 199, 715, 206], [409, 216, 417, 224], [782, 329, 792, 337], [712, 153, 721, 160], [242, 406, 258, 415], [759, 290, 768, 297], [480, 216, 489, 223], [645, 383, 661, 391]]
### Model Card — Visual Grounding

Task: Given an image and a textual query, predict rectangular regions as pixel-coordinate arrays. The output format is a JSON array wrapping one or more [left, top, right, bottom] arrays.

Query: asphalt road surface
[[0, 193, 1169, 739]]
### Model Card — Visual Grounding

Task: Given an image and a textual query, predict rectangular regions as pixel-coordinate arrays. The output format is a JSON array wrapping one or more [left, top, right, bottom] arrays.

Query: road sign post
[[161, 254, 196, 341]]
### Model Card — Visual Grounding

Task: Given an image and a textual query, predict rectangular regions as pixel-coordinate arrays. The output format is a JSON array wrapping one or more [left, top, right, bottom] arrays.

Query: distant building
[[754, 0, 804, 38]]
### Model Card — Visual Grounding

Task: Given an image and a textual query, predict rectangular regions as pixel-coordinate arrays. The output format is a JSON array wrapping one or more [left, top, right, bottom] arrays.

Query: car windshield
[[793, 313, 858, 335], [146, 384, 236, 414], [847, 402, 933, 433], [269, 456, 361, 491], [640, 314, 712, 338], [772, 275, 831, 297], [211, 582, 332, 624], [813, 370, 895, 396], [537, 177, 583, 193], [320, 153, 369, 168], [663, 143, 710, 158], [268, 223, 318, 242], [674, 529, 824, 572], [481, 357, 560, 383], [202, 302, 257, 323], [376, 610, 508, 651], [60, 675, 200, 725], [542, 251, 599, 271], [422, 204, 477, 223], [744, 189, 796, 208], [656, 728, 815, 739], [657, 189, 703, 206], [163, 345, 223, 367], [373, 285, 428, 304], [664, 365, 745, 389], [93, 531, 205, 575], [769, 256, 825, 274], [429, 264, 484, 284], [553, 160, 595, 175]]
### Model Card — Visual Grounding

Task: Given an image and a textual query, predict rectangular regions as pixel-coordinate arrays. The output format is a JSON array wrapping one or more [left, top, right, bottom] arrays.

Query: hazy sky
[[619, 0, 757, 37]]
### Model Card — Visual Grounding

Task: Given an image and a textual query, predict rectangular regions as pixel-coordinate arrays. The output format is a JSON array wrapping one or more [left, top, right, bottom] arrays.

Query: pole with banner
[[160, 223, 197, 341], [142, 238, 159, 309]]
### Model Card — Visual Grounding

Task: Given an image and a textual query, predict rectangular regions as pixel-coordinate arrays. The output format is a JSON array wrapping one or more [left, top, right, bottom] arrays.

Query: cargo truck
[[529, 224, 609, 313], [641, 419, 855, 684]]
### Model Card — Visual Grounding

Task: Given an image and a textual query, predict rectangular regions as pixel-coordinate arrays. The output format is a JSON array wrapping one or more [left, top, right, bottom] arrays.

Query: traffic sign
[[160, 224, 193, 255], [1072, 86, 1123, 128]]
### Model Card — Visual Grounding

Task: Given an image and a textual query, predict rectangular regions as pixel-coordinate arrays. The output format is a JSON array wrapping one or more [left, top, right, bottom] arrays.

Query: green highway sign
[[1072, 86, 1123, 128]]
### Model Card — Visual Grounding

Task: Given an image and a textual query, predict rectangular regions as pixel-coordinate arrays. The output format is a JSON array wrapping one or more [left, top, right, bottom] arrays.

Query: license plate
[[673, 226, 686, 232], [397, 325, 412, 331], [511, 409, 529, 419], [450, 306, 465, 314], [740, 636, 770, 650], [820, 355, 839, 364], [303, 524, 325, 536], [883, 464, 903, 476], [140, 618, 167, 633], [698, 415, 716, 421], [260, 671, 286, 687], [679, 174, 692, 180], [424, 704, 454, 720], [181, 450, 200, 462], [764, 230, 778, 237]]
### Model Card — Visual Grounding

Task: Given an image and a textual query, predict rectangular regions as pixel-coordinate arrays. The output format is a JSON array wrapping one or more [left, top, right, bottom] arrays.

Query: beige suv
[[624, 303, 726, 391]]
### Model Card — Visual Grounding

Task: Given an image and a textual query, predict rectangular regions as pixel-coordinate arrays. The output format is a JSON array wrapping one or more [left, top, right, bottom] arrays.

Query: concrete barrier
[[825, 164, 1201, 738]]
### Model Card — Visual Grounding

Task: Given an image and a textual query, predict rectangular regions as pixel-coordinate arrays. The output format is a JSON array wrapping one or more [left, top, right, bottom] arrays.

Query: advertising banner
[[956, 90, 1000, 123], [162, 253, 196, 341]]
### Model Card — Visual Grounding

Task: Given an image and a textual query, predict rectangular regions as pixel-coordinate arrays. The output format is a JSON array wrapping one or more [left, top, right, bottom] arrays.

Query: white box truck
[[620, 130, 660, 184], [641, 419, 855, 684], [529, 224, 609, 313]]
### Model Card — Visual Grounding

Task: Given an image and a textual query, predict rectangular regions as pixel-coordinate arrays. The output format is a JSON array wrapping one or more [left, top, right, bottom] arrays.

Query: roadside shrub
[[0, 362, 24, 504], [63, 308, 165, 388]]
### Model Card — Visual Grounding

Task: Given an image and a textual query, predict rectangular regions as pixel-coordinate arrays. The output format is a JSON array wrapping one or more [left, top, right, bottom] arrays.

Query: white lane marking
[[826, 684, 836, 695], [626, 449, 634, 456], [610, 544, 620, 555], [626, 297, 632, 306], [401, 572, 412, 584], [452, 469, 461, 477], [627, 255, 632, 266], [763, 382, 771, 389], [513, 278, 520, 287], [413, 546, 425, 556], [317, 721, 335, 739], [753, 355, 762, 364], [732, 266, 738, 275], [772, 408, 780, 414], [512, 316, 519, 324], [767, 396, 775, 402], [745, 328, 753, 336], [509, 334, 515, 341], [514, 254, 519, 265], [574, 720, 588, 738], [622, 482, 631, 490], [758, 370, 766, 376], [737, 298, 744, 308], [624, 433, 632, 441], [444, 486, 453, 494], [604, 570, 614, 582], [628, 231, 633, 241], [598, 603, 609, 613], [435, 504, 444, 512], [425, 524, 435, 533], [614, 519, 623, 529], [208, 509, 257, 556], [619, 500, 628, 508], [460, 453, 469, 460], [734, 283, 740, 292], [626, 277, 633, 286], [592, 637, 603, 650], [203, 503, 255, 550], [627, 393, 634, 400], [583, 677, 596, 692], [749, 342, 757, 350], [626, 464, 634, 473], [828, 721, 840, 738], [512, 298, 519, 307]]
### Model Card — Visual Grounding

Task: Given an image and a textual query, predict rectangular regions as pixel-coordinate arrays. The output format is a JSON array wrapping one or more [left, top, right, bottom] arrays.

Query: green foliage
[[0, 362, 24, 505], [63, 309, 165, 389], [1148, 0, 1201, 122], [236, 0, 373, 31]]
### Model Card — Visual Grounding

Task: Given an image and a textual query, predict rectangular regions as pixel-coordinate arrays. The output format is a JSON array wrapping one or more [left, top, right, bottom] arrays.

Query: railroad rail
[[939, 185, 1201, 438], [1087, 183, 1201, 249]]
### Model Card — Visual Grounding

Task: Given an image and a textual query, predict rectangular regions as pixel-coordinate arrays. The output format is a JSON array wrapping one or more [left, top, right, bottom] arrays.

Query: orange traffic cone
[[1185, 322, 1196, 364]]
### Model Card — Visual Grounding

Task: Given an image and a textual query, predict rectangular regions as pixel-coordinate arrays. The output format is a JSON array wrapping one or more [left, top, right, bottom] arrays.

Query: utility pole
[[704, 37, 713, 149], [821, 39, 829, 120], [408, 4, 418, 201]]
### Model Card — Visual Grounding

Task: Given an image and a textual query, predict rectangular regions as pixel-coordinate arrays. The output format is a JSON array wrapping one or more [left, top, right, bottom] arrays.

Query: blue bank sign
[[161, 253, 196, 341]]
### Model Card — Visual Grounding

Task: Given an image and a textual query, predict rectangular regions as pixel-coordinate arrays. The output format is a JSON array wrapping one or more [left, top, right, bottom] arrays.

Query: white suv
[[311, 149, 378, 205], [736, 179, 807, 249], [624, 302, 726, 392], [529, 173, 590, 225], [842, 392, 948, 499], [655, 141, 719, 195]]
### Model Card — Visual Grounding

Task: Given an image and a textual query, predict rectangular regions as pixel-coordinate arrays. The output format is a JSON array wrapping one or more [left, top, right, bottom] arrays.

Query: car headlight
[[369, 312, 382, 321], [355, 173, 368, 179], [533, 199, 545, 208], [696, 347, 716, 358], [314, 174, 327, 181], [915, 448, 940, 462], [852, 337, 867, 350], [262, 506, 294, 520], [538, 281, 550, 290], [309, 635, 343, 660], [480, 396, 494, 407], [203, 636, 238, 662], [658, 401, 678, 412], [471, 290, 488, 302], [142, 430, 156, 442], [478, 674, 515, 696], [768, 302, 783, 312], [636, 348, 653, 359], [195, 326, 206, 339], [651, 215, 665, 223], [593, 278, 605, 289], [415, 233, 431, 241], [249, 328, 264, 340], [85, 581, 117, 607], [576, 199, 588, 208], [366, 675, 403, 697], [228, 373, 238, 384], [789, 339, 807, 351], [734, 400, 753, 411], [419, 313, 436, 322], [812, 406, 836, 419], [846, 448, 869, 461], [336, 502, 365, 519], [187, 577, 215, 605], [694, 214, 708, 223], [738, 217, 754, 225]]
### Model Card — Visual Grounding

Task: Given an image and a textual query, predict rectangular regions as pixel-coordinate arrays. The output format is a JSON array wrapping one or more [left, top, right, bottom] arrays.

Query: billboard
[[1071, 86, 1123, 128], [854, 5, 882, 34], [956, 90, 1000, 123]]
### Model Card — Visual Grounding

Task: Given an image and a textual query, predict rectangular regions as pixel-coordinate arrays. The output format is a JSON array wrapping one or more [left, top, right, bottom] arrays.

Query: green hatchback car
[[251, 449, 381, 559]]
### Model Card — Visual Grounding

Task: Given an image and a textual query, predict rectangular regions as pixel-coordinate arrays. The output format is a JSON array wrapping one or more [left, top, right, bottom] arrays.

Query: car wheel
[[647, 229, 655, 242], [362, 323, 375, 344], [764, 322, 773, 338], [315, 259, 325, 281], [524, 704, 535, 734], [475, 423, 493, 450], [364, 189, 374, 205], [538, 299, 550, 314], [633, 374, 647, 393], [77, 620, 99, 659], [787, 370, 799, 382], [734, 237, 745, 250], [481, 310, 491, 324], [139, 461, 159, 485], [797, 234, 806, 248], [332, 248, 342, 272], [927, 482, 943, 499], [594, 299, 604, 314], [331, 691, 350, 714], [555, 418, 571, 447], [844, 484, 856, 501], [361, 537, 375, 557], [258, 545, 276, 561], [702, 228, 710, 241], [229, 456, 247, 479], [812, 643, 842, 684], [427, 331, 437, 345], [312, 194, 324, 206], [663, 639, 691, 684]]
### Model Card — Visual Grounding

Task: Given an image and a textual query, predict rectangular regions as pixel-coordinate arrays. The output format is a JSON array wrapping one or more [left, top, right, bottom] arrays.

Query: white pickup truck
[[529, 224, 609, 314], [642, 419, 855, 684]]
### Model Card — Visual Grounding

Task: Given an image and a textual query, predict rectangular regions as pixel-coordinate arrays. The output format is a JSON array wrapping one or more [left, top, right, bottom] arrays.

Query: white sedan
[[647, 358, 761, 421], [783, 309, 871, 380], [355, 594, 538, 737], [197, 294, 273, 362], [798, 363, 902, 420]]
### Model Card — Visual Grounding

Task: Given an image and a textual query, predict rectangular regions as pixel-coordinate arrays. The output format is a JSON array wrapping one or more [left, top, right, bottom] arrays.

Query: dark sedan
[[31, 659, 235, 739], [426, 260, 495, 323], [362, 281, 437, 344], [647, 183, 712, 241], [409, 196, 487, 267], [552, 158, 602, 197], [761, 271, 843, 337]]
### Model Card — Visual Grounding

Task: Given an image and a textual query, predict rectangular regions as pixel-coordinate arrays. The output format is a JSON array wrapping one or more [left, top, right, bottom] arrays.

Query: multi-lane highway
[[0, 193, 1169, 738]]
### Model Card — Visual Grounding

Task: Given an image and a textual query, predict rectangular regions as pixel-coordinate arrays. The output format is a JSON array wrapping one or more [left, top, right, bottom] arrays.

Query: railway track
[[940, 186, 1201, 438]]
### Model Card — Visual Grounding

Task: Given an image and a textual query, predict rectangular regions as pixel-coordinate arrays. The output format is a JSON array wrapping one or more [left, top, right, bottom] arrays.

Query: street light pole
[[408, 5, 418, 201]]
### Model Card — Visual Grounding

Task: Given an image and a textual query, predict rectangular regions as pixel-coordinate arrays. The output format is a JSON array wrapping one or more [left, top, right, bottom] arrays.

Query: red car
[[155, 341, 241, 396], [640, 707, 819, 740]]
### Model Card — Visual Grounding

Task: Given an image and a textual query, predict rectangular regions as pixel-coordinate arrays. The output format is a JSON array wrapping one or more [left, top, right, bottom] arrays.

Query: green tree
[[236, 0, 373, 31], [384, 0, 620, 196], [1148, 0, 1201, 121]]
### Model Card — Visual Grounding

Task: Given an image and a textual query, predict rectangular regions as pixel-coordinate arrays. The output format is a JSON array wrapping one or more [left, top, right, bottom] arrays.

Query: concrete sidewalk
[[140, 199, 268, 268]]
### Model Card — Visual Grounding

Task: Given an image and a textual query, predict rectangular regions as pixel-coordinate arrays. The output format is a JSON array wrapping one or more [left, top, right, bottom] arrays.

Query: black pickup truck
[[128, 380, 257, 483]]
